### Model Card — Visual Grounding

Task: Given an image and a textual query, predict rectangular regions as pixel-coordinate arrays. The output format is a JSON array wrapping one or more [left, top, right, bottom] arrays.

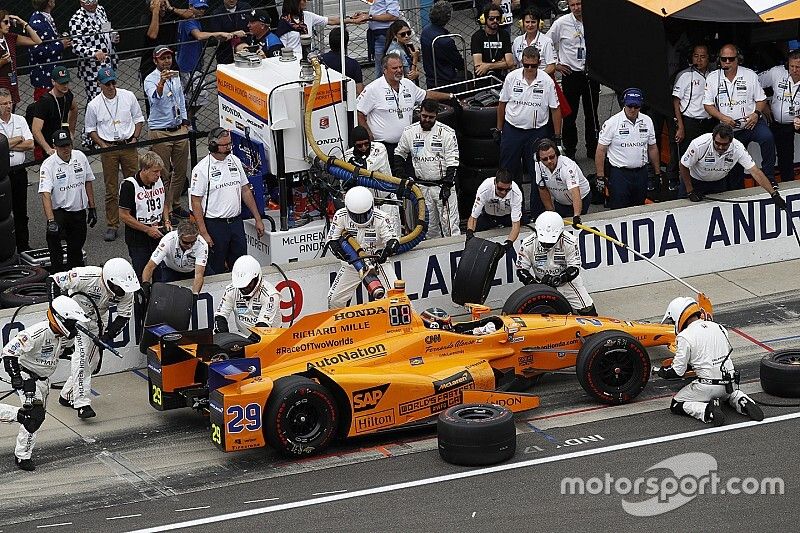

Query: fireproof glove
[[465, 228, 474, 242], [46, 220, 60, 237], [772, 191, 787, 210], [572, 215, 581, 229], [688, 190, 703, 202]]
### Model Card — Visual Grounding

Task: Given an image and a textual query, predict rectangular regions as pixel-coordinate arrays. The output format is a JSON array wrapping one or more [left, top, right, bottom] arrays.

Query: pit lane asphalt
[[1, 268, 800, 532]]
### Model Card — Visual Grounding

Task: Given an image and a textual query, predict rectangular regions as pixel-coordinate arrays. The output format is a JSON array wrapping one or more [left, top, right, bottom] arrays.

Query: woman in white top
[[274, 0, 367, 54], [385, 20, 420, 84], [511, 9, 555, 74]]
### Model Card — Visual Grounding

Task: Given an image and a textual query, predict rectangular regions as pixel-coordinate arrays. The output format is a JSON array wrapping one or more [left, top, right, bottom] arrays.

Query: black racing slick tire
[[501, 284, 573, 315], [139, 282, 194, 354], [0, 282, 49, 308], [0, 265, 48, 291], [458, 136, 500, 167], [576, 330, 650, 405], [452, 236, 504, 306], [437, 403, 516, 466], [264, 376, 338, 458], [760, 349, 800, 397], [459, 103, 499, 139]]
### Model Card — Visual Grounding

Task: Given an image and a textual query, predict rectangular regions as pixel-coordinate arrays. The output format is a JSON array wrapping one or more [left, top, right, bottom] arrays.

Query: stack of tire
[[455, 91, 500, 219]]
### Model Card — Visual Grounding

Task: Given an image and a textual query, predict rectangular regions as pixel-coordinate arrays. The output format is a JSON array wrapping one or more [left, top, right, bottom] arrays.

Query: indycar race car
[[146, 282, 677, 457]]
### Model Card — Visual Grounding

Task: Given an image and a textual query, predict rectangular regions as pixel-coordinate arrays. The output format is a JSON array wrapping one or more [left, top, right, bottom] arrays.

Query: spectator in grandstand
[[31, 65, 77, 161], [420, 1, 465, 89], [85, 67, 145, 242], [0, 88, 33, 251], [139, 0, 193, 94], [210, 0, 253, 65], [244, 8, 284, 58], [0, 10, 42, 109], [28, 0, 71, 102], [512, 9, 555, 73], [69, 0, 118, 101], [470, 4, 514, 81], [321, 28, 363, 95], [760, 49, 800, 183], [385, 20, 421, 84], [275, 0, 366, 56], [367, 0, 400, 72], [143, 220, 209, 293]]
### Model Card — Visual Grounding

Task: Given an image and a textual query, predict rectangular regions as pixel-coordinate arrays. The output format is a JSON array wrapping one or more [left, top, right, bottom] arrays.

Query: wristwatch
[[754, 110, 763, 118]]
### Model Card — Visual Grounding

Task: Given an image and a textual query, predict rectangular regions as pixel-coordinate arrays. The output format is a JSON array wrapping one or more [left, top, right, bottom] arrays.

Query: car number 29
[[389, 304, 412, 326], [227, 403, 261, 433]]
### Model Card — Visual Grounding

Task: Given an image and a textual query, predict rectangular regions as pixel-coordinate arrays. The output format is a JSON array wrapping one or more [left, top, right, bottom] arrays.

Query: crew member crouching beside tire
[[214, 255, 280, 339], [465, 169, 521, 256], [516, 211, 596, 316], [142, 220, 210, 296]]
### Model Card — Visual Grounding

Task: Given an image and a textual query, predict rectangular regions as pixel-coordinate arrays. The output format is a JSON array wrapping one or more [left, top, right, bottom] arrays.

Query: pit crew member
[[393, 98, 460, 238], [326, 186, 399, 309], [48, 257, 140, 419], [214, 254, 280, 337], [659, 296, 764, 426], [534, 138, 591, 222], [516, 210, 596, 316], [1, 296, 88, 470], [466, 169, 521, 254], [142, 219, 210, 294]]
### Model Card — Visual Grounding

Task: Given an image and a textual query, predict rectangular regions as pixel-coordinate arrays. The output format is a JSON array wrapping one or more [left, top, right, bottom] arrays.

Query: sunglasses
[[0, 20, 10, 25], [625, 104, 641, 109], [180, 238, 197, 247], [103, 80, 116, 86], [522, 63, 539, 69], [720, 56, 737, 62], [354, 140, 370, 147], [487, 16, 501, 21], [398, 30, 411, 37], [539, 154, 557, 162], [496, 185, 512, 192]]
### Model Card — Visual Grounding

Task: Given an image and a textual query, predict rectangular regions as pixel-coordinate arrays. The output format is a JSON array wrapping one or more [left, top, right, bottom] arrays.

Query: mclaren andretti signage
[[307, 344, 388, 368]]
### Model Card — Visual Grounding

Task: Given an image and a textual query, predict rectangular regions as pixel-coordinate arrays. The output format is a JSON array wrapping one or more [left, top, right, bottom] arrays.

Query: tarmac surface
[[1, 259, 800, 532]]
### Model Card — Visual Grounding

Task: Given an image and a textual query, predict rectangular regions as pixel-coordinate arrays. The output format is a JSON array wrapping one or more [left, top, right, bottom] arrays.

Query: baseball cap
[[51, 65, 70, 84], [188, 0, 209, 8], [249, 8, 271, 24], [97, 67, 117, 84], [53, 129, 72, 147], [623, 88, 644, 107], [152, 45, 173, 59]]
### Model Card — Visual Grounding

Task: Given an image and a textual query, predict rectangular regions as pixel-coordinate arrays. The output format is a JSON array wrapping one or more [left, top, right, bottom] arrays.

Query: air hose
[[303, 57, 428, 253]]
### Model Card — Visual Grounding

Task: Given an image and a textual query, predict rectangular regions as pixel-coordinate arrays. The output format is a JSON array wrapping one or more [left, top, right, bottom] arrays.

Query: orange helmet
[[662, 297, 704, 334]]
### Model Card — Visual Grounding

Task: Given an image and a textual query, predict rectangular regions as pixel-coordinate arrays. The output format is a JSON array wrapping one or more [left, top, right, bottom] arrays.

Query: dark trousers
[[205, 215, 246, 274], [475, 211, 512, 231], [728, 119, 775, 190], [162, 267, 194, 282], [8, 167, 29, 251], [561, 71, 600, 159], [551, 192, 591, 217], [691, 177, 727, 196], [500, 122, 550, 220], [128, 238, 160, 282], [771, 122, 796, 183], [678, 116, 715, 157], [608, 166, 648, 209], [47, 209, 86, 272]]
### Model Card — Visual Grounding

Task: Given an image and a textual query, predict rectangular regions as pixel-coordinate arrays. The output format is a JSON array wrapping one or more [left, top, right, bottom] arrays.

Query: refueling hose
[[303, 57, 428, 253]]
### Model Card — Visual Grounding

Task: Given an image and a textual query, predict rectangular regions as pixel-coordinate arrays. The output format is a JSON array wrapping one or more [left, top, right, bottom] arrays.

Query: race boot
[[738, 397, 764, 422], [15, 457, 35, 471], [58, 396, 72, 408], [77, 406, 96, 419], [704, 399, 725, 427]]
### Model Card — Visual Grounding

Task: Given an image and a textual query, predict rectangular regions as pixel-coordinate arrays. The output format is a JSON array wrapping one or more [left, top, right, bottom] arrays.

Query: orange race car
[[146, 282, 677, 457]]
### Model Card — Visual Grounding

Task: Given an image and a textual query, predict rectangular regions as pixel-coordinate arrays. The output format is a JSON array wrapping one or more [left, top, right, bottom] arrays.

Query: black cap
[[53, 129, 72, 147], [248, 8, 271, 25]]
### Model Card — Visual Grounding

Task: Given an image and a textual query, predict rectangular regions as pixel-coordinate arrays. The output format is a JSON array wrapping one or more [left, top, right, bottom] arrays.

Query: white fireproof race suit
[[344, 142, 402, 236], [516, 230, 593, 312], [215, 282, 281, 334]]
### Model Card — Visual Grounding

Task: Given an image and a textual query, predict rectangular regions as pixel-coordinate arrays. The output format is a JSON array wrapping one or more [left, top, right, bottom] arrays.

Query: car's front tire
[[576, 330, 650, 404]]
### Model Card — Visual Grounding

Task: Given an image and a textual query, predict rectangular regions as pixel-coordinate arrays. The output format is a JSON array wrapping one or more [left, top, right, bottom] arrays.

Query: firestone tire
[[501, 284, 573, 315], [0, 282, 49, 308], [264, 375, 338, 458], [576, 330, 651, 405], [760, 349, 800, 398], [438, 403, 516, 466], [0, 264, 48, 291]]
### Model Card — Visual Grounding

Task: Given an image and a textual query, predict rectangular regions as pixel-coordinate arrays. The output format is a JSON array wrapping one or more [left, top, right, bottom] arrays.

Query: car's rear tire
[[760, 349, 800, 397], [502, 284, 573, 315], [264, 376, 338, 457], [437, 403, 516, 466], [576, 330, 650, 404]]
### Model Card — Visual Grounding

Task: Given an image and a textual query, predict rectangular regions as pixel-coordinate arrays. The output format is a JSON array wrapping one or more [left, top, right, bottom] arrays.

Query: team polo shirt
[[535, 155, 590, 205], [672, 67, 711, 119], [189, 153, 249, 219], [471, 177, 522, 221], [512, 32, 556, 68], [38, 150, 95, 211], [151, 230, 208, 273], [85, 88, 144, 142], [759, 65, 800, 125], [356, 76, 426, 144], [703, 67, 765, 129], [499, 68, 558, 129], [680, 133, 755, 182], [119, 173, 166, 246], [598, 110, 656, 169], [547, 13, 585, 72], [0, 113, 33, 166]]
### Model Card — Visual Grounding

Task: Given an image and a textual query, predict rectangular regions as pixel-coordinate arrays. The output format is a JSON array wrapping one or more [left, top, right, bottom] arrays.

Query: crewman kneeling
[[214, 255, 281, 339]]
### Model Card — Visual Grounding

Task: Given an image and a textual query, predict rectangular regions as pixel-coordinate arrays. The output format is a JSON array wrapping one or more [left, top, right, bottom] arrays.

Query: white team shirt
[[672, 319, 734, 380], [357, 76, 427, 144], [51, 266, 134, 321], [84, 88, 144, 142], [326, 208, 398, 256], [344, 142, 392, 175], [0, 113, 33, 166], [512, 32, 556, 68], [471, 177, 522, 221], [150, 230, 209, 273], [517, 231, 581, 279], [38, 150, 95, 211], [680, 133, 755, 182], [279, 11, 329, 54], [189, 154, 249, 219], [703, 67, 766, 130], [394, 122, 459, 182], [499, 68, 559, 129], [598, 110, 656, 169], [215, 282, 281, 334], [547, 13, 585, 72], [535, 155, 591, 206], [759, 65, 800, 125], [672, 67, 711, 119], [2, 321, 66, 378], [121, 175, 165, 226]]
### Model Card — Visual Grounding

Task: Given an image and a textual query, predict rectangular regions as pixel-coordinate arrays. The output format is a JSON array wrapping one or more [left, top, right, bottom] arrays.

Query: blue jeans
[[608, 166, 648, 209], [728, 119, 775, 190], [373, 34, 387, 73]]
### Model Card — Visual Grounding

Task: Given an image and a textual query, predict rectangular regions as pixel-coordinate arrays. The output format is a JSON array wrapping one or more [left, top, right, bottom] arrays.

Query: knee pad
[[576, 304, 597, 316], [670, 399, 686, 416]]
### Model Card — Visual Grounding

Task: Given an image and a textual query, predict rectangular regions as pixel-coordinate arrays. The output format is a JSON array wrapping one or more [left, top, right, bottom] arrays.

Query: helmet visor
[[348, 207, 373, 225], [240, 277, 259, 297], [107, 281, 127, 298]]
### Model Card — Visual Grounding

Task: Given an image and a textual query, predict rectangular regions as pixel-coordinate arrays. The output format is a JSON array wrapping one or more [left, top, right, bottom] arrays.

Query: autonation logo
[[561, 452, 784, 516]]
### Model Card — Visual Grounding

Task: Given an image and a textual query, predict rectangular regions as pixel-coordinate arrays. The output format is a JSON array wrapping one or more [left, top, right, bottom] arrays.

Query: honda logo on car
[[352, 383, 390, 412], [333, 307, 387, 321]]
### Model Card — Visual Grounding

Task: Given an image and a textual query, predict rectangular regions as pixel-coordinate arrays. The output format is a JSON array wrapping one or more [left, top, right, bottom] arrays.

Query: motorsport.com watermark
[[560, 452, 785, 516]]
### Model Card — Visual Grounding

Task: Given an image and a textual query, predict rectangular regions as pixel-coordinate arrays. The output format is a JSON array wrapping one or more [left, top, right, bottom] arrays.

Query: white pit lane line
[[130, 411, 800, 533]]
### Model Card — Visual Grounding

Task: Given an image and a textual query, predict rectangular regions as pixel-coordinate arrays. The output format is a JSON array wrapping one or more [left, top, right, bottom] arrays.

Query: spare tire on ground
[[501, 284, 573, 315], [438, 403, 516, 466], [760, 349, 800, 397], [451, 236, 504, 306], [139, 282, 194, 353], [0, 282, 49, 308], [0, 265, 49, 291]]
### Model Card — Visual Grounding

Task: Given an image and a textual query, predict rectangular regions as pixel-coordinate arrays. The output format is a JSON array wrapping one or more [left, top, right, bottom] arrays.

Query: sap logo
[[518, 354, 533, 366], [221, 102, 243, 118], [352, 383, 390, 412], [425, 334, 441, 344]]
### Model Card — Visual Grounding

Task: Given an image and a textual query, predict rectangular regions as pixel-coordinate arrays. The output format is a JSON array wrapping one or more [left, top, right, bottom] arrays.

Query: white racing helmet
[[662, 296, 703, 334], [535, 211, 564, 246], [48, 295, 90, 338], [345, 186, 374, 225], [231, 255, 262, 298], [102, 258, 140, 297]]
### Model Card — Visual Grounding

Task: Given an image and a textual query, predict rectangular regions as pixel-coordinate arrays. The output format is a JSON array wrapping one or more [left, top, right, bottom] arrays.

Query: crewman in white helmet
[[214, 254, 281, 337], [516, 210, 596, 316]]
